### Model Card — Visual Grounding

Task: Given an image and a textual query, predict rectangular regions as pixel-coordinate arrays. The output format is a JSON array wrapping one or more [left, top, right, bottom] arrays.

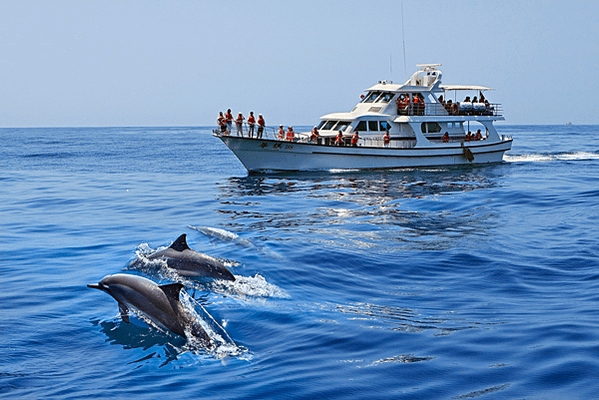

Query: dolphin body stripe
[[145, 234, 236, 281], [87, 273, 209, 341]]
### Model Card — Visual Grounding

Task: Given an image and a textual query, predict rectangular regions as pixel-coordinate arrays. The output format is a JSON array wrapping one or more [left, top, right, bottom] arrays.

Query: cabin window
[[316, 121, 325, 129], [323, 120, 338, 130], [355, 121, 367, 131], [368, 121, 379, 131], [379, 121, 391, 131], [363, 91, 382, 103], [334, 121, 350, 132], [421, 122, 442, 133]]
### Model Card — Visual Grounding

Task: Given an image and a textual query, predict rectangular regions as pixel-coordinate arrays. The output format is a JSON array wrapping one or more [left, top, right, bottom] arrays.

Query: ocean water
[[1, 125, 599, 399]]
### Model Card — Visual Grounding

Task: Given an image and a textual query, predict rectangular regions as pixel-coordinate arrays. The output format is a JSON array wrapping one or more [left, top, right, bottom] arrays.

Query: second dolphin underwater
[[132, 234, 236, 281]]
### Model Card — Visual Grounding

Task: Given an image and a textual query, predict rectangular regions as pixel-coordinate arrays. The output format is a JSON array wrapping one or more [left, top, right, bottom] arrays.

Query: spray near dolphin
[[134, 234, 236, 281]]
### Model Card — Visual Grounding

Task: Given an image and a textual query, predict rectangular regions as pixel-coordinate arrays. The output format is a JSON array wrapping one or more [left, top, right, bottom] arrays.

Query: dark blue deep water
[[2, 125, 599, 399]]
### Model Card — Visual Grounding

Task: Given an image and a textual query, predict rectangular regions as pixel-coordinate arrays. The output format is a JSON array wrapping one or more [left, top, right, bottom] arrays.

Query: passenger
[[383, 130, 390, 147], [412, 95, 420, 116], [235, 113, 244, 137], [310, 127, 320, 143], [225, 109, 233, 134], [351, 131, 360, 147], [278, 125, 285, 140], [247, 111, 256, 138], [286, 126, 295, 142], [465, 131, 472, 142], [442, 132, 449, 143], [475, 129, 483, 140], [335, 130, 345, 146], [479, 92, 486, 103], [257, 114, 265, 138], [217, 111, 227, 134]]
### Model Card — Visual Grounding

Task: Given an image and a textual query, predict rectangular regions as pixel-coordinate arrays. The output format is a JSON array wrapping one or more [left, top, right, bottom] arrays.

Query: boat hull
[[216, 135, 512, 172]]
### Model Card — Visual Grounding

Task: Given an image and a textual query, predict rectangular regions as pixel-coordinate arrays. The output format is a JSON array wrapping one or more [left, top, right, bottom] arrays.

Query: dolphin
[[143, 234, 235, 281], [87, 273, 210, 342]]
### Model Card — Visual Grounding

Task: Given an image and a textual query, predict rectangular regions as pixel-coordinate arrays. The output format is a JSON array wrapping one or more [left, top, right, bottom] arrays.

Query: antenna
[[401, 2, 407, 79]]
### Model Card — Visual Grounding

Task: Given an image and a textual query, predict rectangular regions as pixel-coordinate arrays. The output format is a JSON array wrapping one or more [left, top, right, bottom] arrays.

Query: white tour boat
[[214, 64, 512, 173]]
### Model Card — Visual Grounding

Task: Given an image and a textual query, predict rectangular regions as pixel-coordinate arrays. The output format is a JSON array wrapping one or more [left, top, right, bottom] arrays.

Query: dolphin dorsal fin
[[159, 283, 184, 301], [169, 234, 190, 252]]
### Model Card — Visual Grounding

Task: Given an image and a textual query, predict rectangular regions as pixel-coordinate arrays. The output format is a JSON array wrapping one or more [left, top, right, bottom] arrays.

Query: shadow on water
[[92, 318, 189, 367]]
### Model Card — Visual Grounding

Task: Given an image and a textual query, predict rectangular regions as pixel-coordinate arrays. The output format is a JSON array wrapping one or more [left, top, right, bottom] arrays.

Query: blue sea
[[2, 125, 599, 399]]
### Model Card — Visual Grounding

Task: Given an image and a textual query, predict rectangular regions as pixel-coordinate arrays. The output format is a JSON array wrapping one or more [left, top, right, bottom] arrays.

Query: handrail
[[397, 102, 502, 117]]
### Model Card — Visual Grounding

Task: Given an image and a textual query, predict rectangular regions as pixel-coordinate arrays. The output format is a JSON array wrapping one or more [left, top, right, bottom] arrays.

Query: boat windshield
[[323, 120, 338, 130], [363, 91, 382, 103], [333, 121, 350, 132], [375, 92, 394, 103]]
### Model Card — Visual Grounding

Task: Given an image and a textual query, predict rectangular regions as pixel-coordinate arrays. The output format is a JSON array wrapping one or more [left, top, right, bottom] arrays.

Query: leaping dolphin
[[87, 273, 210, 342], [142, 234, 235, 281]]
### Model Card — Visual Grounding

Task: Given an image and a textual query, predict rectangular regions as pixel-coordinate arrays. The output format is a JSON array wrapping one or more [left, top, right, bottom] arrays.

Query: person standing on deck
[[236, 113, 244, 137], [383, 130, 390, 147], [278, 125, 285, 140], [225, 109, 233, 134], [247, 111, 256, 138], [257, 114, 265, 138], [286, 126, 295, 142], [335, 130, 345, 146], [351, 131, 360, 147], [217, 111, 227, 135]]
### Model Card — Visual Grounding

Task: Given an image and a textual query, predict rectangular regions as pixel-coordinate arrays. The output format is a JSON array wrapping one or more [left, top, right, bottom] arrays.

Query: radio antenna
[[401, 2, 407, 78]]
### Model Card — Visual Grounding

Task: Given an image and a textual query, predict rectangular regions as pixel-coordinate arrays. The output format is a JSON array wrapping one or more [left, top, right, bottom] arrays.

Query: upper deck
[[332, 64, 502, 121]]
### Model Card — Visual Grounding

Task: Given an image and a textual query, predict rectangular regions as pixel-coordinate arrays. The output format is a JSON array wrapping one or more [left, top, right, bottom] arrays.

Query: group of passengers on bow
[[217, 109, 265, 138]]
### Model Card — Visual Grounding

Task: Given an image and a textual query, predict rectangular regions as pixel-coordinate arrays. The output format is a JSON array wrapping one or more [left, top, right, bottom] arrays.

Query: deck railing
[[397, 102, 503, 117]]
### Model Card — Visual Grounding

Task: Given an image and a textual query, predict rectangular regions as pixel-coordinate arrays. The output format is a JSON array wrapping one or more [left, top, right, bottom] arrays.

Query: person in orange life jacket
[[225, 109, 233, 133], [475, 129, 483, 140], [383, 130, 390, 147], [310, 127, 320, 143], [286, 126, 295, 141], [442, 132, 449, 143], [335, 130, 345, 146], [235, 113, 244, 137], [351, 131, 360, 147], [247, 111, 256, 138], [217, 111, 227, 134], [278, 125, 285, 140], [257, 114, 265, 138]]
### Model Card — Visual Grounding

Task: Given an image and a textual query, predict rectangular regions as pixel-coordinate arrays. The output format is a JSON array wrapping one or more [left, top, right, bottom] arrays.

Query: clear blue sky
[[2, 0, 598, 127]]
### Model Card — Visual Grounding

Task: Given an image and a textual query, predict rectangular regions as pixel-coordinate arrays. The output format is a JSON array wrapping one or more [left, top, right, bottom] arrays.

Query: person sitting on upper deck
[[310, 127, 320, 143], [480, 92, 486, 103], [465, 131, 472, 142], [351, 131, 360, 147], [335, 131, 345, 146], [286, 126, 295, 142], [278, 125, 285, 140], [442, 132, 449, 143], [475, 129, 483, 140], [383, 130, 390, 147]]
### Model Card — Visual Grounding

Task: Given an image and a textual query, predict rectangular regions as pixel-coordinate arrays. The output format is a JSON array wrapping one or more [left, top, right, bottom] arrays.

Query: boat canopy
[[440, 85, 494, 91]]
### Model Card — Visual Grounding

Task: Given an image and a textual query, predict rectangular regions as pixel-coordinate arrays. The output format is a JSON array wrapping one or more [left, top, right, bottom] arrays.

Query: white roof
[[440, 85, 494, 91]]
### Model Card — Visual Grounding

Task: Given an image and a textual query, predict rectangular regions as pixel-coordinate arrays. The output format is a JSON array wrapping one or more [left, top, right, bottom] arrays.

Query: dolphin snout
[[87, 283, 105, 291]]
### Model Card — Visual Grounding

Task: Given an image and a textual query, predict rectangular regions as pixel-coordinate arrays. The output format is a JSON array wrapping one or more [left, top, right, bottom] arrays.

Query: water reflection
[[215, 167, 505, 250]]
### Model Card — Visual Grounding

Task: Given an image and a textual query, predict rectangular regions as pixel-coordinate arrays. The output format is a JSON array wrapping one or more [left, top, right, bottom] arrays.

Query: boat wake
[[505, 151, 599, 163]]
